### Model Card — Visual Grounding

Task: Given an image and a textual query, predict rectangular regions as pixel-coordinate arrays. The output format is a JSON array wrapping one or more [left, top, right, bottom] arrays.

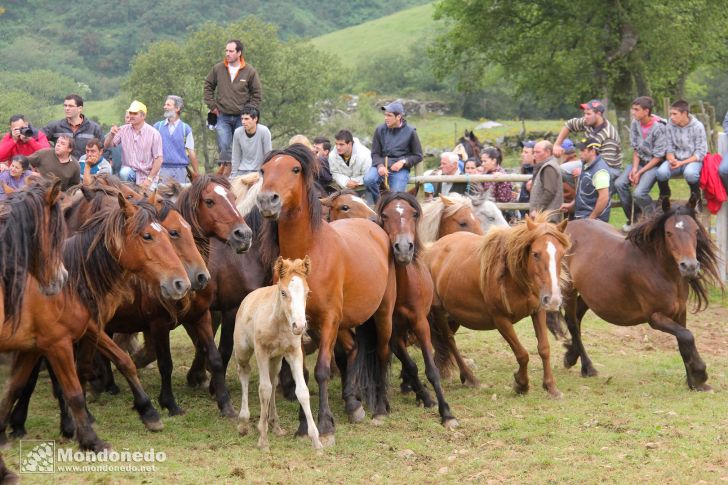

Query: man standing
[[614, 96, 667, 230], [529, 140, 563, 222], [554, 99, 622, 184], [328, 130, 371, 192], [560, 138, 611, 222], [104, 100, 163, 191], [43, 94, 104, 159], [655, 100, 707, 204], [204, 39, 263, 177], [0, 115, 50, 166], [28, 135, 80, 190], [363, 101, 423, 202], [153, 95, 199, 183], [312, 136, 334, 190], [230, 105, 271, 177], [428, 151, 467, 197]]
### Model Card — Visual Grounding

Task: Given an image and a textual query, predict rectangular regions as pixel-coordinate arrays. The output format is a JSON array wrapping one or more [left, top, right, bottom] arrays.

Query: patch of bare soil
[[604, 306, 728, 357]]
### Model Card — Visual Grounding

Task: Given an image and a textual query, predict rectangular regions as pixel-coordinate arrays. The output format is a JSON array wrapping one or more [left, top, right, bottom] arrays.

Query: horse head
[[274, 256, 311, 336], [377, 192, 421, 264], [322, 190, 375, 222], [525, 215, 569, 312], [438, 194, 484, 239], [663, 195, 701, 278], [467, 191, 509, 232]]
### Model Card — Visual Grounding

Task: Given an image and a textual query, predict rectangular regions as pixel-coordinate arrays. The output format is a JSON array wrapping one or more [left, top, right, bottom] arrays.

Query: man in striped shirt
[[104, 100, 163, 191], [554, 99, 623, 187]]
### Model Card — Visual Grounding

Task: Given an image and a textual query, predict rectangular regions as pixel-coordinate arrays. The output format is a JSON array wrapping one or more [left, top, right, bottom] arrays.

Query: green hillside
[[311, 3, 437, 68]]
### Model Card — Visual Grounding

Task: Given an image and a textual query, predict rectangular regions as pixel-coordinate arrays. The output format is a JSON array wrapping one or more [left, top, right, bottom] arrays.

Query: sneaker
[[622, 223, 633, 233]]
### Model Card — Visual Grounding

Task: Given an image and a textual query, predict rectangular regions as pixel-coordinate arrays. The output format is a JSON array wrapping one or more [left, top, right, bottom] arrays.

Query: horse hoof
[[167, 406, 186, 417], [443, 418, 459, 430], [220, 403, 237, 419], [694, 383, 713, 393], [513, 381, 529, 395], [461, 376, 480, 388], [0, 439, 9, 452], [547, 389, 563, 400], [273, 427, 287, 437], [319, 434, 335, 447], [563, 352, 578, 369], [257, 444, 270, 453], [8, 427, 25, 439], [371, 415, 386, 426], [144, 419, 164, 432], [348, 406, 365, 424], [237, 423, 249, 436], [582, 367, 598, 378]]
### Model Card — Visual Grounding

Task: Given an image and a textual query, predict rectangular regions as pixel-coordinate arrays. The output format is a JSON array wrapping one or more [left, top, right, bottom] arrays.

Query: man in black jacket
[[363, 101, 422, 202], [43, 94, 104, 159]]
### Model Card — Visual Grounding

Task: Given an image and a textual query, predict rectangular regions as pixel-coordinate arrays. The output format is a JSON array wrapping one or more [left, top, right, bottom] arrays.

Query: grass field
[[2, 295, 727, 484], [310, 3, 437, 68]]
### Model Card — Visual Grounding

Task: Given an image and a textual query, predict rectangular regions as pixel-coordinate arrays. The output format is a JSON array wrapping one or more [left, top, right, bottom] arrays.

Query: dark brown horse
[[426, 214, 570, 397], [560, 196, 722, 390], [256, 144, 396, 444], [376, 192, 457, 428], [0, 194, 190, 451]]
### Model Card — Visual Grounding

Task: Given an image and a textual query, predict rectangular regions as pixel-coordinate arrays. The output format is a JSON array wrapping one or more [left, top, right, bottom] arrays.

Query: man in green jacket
[[204, 39, 263, 177]]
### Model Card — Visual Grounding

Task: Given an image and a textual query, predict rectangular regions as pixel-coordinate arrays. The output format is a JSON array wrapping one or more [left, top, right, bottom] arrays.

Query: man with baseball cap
[[104, 100, 163, 190], [560, 137, 611, 222], [363, 101, 423, 202]]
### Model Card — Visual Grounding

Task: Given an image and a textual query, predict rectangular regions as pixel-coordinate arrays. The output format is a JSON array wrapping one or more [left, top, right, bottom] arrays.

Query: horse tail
[[351, 317, 388, 410], [428, 311, 455, 376], [546, 310, 568, 341]]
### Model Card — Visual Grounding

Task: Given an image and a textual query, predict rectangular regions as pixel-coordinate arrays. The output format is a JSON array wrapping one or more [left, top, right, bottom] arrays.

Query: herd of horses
[[0, 142, 722, 480]]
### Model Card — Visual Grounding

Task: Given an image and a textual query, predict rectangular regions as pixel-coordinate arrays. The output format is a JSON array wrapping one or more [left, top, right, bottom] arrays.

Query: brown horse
[[426, 214, 570, 397], [560, 196, 722, 390], [321, 190, 376, 221], [376, 192, 458, 428], [0, 194, 190, 451], [256, 144, 396, 444], [419, 194, 484, 244]]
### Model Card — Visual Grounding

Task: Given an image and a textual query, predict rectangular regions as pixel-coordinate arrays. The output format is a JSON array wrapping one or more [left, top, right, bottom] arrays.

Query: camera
[[19, 124, 35, 138]]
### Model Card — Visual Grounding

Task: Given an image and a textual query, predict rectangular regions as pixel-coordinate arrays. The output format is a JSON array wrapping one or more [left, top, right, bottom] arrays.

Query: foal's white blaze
[[352, 196, 375, 216], [287, 276, 307, 335], [213, 184, 243, 218], [675, 220, 685, 230], [151, 222, 163, 232], [546, 241, 560, 303]]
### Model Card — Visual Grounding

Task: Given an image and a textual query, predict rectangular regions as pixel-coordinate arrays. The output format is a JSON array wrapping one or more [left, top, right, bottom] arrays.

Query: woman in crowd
[[479, 147, 512, 202]]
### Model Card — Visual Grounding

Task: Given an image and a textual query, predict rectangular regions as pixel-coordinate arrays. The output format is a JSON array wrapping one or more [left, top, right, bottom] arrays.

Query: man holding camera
[[0, 114, 50, 168]]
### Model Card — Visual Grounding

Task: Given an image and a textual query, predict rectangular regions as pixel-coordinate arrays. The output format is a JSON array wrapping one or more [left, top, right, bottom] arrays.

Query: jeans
[[655, 161, 703, 186], [215, 113, 242, 163], [363, 166, 410, 202], [614, 163, 658, 220], [119, 166, 157, 190]]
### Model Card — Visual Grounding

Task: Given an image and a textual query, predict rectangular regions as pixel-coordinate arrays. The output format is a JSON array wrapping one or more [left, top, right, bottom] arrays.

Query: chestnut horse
[[419, 194, 484, 244], [321, 190, 376, 221], [426, 214, 570, 397], [376, 192, 458, 428], [560, 196, 721, 390], [0, 195, 190, 451], [256, 144, 396, 444]]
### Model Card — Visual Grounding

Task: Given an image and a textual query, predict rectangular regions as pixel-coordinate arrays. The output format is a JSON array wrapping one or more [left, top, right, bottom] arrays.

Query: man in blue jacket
[[363, 101, 423, 202]]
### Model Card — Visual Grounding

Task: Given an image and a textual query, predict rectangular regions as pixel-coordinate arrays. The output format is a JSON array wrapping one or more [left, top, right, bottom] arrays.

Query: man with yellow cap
[[104, 100, 163, 190]]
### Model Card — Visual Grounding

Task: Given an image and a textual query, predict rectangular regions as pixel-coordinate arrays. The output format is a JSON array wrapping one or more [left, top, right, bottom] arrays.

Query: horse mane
[[231, 174, 262, 217], [258, 145, 323, 267], [0, 180, 65, 331], [376, 191, 423, 262], [478, 212, 571, 313], [627, 204, 722, 311], [323, 188, 358, 203], [177, 173, 231, 259], [419, 194, 474, 243], [64, 200, 158, 326]]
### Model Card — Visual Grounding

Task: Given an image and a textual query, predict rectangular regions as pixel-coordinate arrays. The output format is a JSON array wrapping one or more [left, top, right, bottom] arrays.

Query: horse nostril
[[408, 242, 414, 252], [542, 295, 551, 306], [173, 278, 187, 292], [197, 272, 209, 285], [271, 193, 279, 203]]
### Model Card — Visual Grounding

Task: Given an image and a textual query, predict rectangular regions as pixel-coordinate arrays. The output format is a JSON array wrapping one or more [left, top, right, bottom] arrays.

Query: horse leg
[[313, 319, 338, 445], [411, 313, 458, 429], [649, 312, 710, 391], [0, 453, 18, 485], [188, 311, 235, 417], [286, 348, 322, 450], [131, 330, 157, 369], [234, 341, 253, 436], [267, 357, 286, 436], [47, 359, 77, 438], [150, 320, 184, 416], [185, 312, 220, 388], [371, 277, 395, 424], [432, 306, 479, 387], [6, 356, 43, 440], [217, 309, 237, 376], [87, 328, 164, 432], [390, 323, 435, 408], [493, 316, 530, 394], [532, 310, 562, 398], [0, 352, 40, 449], [44, 340, 108, 451], [255, 353, 272, 452], [564, 296, 597, 377], [336, 329, 364, 423]]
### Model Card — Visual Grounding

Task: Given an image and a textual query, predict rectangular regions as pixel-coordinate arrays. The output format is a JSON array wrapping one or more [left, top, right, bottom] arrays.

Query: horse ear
[[687, 191, 699, 210], [117, 191, 136, 218], [525, 214, 536, 231], [556, 218, 568, 233], [2, 182, 14, 195], [440, 195, 454, 206], [661, 195, 671, 213], [302, 255, 312, 276], [148, 190, 158, 205], [320, 195, 333, 208], [274, 256, 285, 280], [46, 179, 62, 205], [189, 170, 199, 182]]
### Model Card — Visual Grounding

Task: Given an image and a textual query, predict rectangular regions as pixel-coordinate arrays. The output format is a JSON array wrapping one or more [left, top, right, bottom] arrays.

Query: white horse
[[233, 256, 322, 452], [466, 191, 509, 232]]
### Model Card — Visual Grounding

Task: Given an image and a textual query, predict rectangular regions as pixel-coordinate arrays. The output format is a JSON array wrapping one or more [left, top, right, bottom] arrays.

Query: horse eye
[[458, 221, 468, 227], [204, 199, 214, 207], [341, 205, 350, 211], [260, 169, 264, 176], [533, 251, 540, 259], [381, 214, 388, 220], [292, 166, 301, 174], [142, 233, 153, 241], [168, 230, 180, 238], [281, 290, 287, 297], [413, 212, 419, 218]]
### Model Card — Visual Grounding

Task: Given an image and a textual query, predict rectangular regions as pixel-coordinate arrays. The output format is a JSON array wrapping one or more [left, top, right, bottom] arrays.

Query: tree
[[432, 0, 728, 127], [125, 16, 344, 168]]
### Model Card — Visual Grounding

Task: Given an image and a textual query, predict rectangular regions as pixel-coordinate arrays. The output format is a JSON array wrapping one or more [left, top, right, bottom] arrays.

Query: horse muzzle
[[540, 292, 562, 312], [160, 276, 191, 301], [392, 235, 415, 265], [188, 266, 211, 291], [256, 192, 281, 219], [40, 265, 69, 296], [291, 321, 306, 336], [678, 258, 700, 278], [229, 224, 253, 254]]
